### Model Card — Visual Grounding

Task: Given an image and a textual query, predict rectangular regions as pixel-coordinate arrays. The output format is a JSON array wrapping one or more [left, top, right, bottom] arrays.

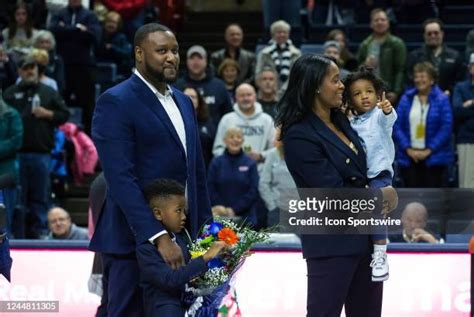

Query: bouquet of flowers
[[184, 217, 270, 317]]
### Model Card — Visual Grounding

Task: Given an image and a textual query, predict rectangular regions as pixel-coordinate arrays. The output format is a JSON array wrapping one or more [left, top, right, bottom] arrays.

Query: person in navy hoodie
[[453, 53, 474, 188], [96, 11, 133, 78], [137, 178, 226, 317], [394, 61, 454, 187], [207, 127, 259, 225]]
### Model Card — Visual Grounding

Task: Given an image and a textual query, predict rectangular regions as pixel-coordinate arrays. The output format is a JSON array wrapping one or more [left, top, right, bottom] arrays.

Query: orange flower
[[218, 228, 239, 246]]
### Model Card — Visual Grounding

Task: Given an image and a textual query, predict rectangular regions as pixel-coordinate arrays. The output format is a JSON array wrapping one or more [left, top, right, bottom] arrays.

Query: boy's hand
[[155, 234, 185, 270], [377, 91, 393, 114], [212, 205, 227, 217], [203, 241, 227, 263]]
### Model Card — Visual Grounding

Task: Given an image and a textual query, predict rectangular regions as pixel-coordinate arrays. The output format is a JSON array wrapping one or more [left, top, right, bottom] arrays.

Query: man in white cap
[[176, 45, 232, 125], [453, 52, 474, 188]]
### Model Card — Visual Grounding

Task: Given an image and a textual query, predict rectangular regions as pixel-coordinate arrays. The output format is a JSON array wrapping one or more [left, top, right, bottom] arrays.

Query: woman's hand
[[406, 148, 420, 163], [417, 148, 432, 161], [380, 187, 398, 216], [407, 148, 431, 162]]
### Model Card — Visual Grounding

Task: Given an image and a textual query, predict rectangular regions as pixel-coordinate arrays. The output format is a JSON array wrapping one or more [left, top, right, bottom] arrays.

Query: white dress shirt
[[134, 69, 187, 244]]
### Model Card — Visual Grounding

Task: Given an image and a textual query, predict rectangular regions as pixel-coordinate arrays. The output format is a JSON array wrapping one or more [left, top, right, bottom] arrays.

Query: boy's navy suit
[[136, 234, 208, 317]]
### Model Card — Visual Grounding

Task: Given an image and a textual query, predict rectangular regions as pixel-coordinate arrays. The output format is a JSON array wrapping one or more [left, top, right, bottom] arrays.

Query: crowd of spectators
[[0, 0, 473, 240]]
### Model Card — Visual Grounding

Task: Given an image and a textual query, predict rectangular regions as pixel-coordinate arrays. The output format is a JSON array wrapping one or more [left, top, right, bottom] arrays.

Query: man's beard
[[145, 62, 177, 84], [426, 41, 440, 49], [20, 76, 38, 87]]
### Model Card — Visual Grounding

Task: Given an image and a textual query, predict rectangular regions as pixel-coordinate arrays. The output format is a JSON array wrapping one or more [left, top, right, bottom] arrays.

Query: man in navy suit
[[90, 23, 211, 316]]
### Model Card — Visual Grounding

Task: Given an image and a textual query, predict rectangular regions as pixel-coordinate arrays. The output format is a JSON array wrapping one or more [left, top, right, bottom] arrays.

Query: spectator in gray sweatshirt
[[258, 127, 296, 227], [212, 83, 275, 172]]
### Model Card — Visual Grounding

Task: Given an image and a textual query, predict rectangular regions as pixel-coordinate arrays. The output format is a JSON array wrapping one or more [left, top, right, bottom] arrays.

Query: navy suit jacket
[[90, 74, 211, 254], [136, 234, 208, 317], [283, 110, 375, 258]]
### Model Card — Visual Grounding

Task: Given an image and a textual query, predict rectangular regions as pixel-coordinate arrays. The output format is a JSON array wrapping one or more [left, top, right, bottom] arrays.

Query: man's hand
[[377, 91, 393, 114], [411, 228, 438, 243], [155, 234, 184, 270], [203, 241, 227, 263], [32, 106, 53, 120]]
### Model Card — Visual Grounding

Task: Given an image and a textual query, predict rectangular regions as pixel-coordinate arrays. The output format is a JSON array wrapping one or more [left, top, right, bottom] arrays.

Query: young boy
[[343, 68, 397, 282], [136, 179, 226, 317]]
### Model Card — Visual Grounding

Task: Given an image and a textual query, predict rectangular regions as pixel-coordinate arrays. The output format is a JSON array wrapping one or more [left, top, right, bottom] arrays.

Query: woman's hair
[[270, 20, 291, 35], [33, 30, 56, 50], [275, 54, 336, 139], [217, 58, 240, 79], [413, 61, 438, 82], [29, 48, 49, 66], [8, 3, 33, 40], [29, 48, 49, 75], [183, 85, 210, 123], [342, 67, 387, 115]]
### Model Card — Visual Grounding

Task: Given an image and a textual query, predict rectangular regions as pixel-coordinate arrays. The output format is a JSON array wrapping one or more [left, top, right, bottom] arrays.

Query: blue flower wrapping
[[184, 280, 231, 317]]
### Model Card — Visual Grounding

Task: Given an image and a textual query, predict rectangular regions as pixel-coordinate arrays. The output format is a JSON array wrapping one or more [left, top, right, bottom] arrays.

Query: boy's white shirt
[[350, 107, 398, 179]]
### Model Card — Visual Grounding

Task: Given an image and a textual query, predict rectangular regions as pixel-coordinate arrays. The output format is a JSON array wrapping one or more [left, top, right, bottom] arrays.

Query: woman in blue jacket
[[276, 54, 398, 317], [394, 62, 454, 187], [207, 127, 259, 225]]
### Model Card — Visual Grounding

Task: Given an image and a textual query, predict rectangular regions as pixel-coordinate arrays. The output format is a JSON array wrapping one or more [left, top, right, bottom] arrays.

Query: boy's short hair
[[143, 179, 185, 205], [342, 66, 387, 113]]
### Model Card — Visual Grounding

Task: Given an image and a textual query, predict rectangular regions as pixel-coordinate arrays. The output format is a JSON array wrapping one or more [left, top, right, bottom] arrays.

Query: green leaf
[[219, 305, 229, 315]]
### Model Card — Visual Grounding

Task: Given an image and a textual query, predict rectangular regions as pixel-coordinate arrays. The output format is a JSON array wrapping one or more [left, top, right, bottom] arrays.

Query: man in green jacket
[[357, 8, 407, 104], [0, 91, 23, 238]]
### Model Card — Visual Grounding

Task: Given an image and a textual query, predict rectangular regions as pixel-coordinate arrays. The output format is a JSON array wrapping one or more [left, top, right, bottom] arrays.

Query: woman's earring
[[316, 90, 320, 94]]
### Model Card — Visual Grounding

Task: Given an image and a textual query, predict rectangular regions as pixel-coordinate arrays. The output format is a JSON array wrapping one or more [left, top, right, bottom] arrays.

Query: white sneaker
[[370, 250, 389, 282]]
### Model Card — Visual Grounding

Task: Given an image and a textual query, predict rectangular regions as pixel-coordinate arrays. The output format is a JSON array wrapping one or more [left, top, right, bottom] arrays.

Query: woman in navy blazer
[[276, 54, 385, 317]]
